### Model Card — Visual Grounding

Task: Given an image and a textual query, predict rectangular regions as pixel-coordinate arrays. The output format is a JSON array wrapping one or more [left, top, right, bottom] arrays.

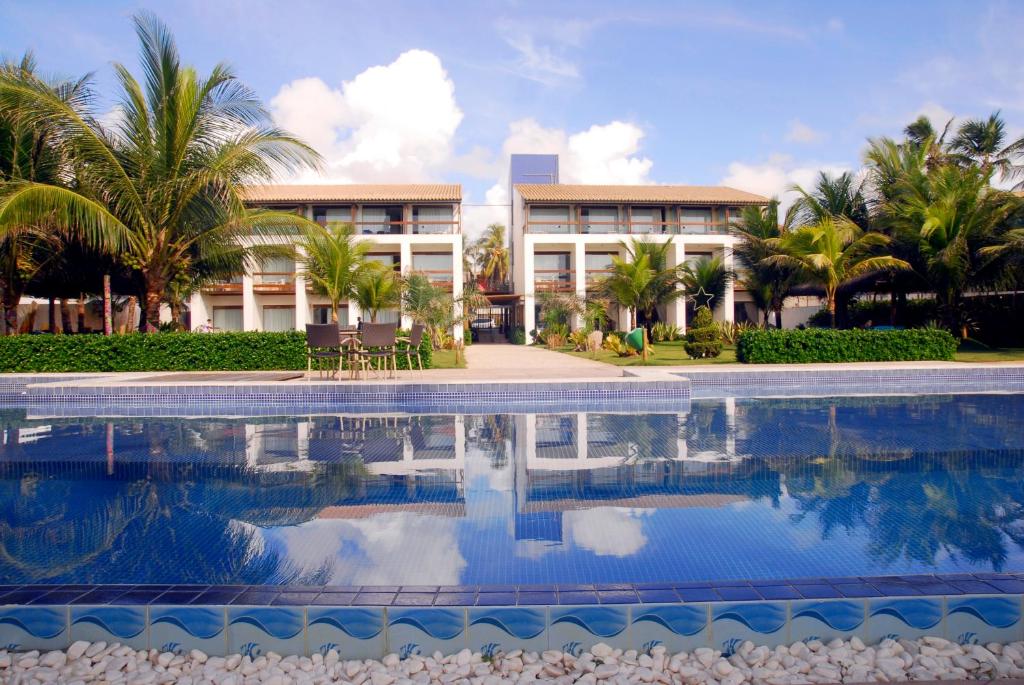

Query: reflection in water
[[0, 393, 1023, 585]]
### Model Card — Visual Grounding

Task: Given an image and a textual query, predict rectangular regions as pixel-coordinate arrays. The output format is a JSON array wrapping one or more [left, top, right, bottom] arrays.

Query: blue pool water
[[1, 393, 1023, 586]]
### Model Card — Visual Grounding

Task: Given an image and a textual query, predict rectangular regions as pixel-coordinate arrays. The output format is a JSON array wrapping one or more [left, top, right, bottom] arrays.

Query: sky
[[3, 0, 1024, 238]]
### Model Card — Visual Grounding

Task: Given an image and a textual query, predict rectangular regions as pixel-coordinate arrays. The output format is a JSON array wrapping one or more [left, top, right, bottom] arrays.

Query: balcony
[[202, 277, 243, 295], [525, 220, 730, 235], [350, 221, 460, 235], [253, 271, 295, 294], [413, 269, 455, 292], [585, 269, 612, 287], [535, 270, 575, 293]]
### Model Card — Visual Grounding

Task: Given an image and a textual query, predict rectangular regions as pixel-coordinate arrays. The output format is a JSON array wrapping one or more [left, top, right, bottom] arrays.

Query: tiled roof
[[242, 184, 461, 203], [514, 183, 767, 205]]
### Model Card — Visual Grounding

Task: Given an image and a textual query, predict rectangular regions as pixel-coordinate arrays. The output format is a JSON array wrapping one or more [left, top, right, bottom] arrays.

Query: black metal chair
[[397, 323, 426, 372], [353, 322, 398, 378], [305, 323, 343, 378]]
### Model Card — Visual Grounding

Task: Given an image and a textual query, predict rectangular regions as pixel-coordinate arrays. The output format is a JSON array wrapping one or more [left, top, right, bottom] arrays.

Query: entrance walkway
[[463, 344, 620, 379]]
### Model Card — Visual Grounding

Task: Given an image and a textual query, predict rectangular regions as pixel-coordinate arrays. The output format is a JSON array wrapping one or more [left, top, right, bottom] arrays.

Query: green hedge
[[0, 331, 432, 372], [736, 328, 958, 364]]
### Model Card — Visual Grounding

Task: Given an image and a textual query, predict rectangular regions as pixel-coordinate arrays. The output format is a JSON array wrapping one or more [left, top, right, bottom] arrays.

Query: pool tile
[[29, 590, 86, 605], [755, 586, 802, 600], [598, 591, 638, 604], [150, 606, 227, 656], [948, 580, 999, 594], [548, 606, 629, 656], [834, 583, 883, 598], [631, 604, 708, 653], [676, 588, 719, 603], [988, 579, 1024, 594], [434, 593, 475, 606], [70, 605, 148, 649], [190, 589, 243, 605], [477, 592, 516, 606], [392, 593, 437, 607], [517, 592, 556, 605], [714, 586, 761, 601], [795, 584, 839, 599], [231, 591, 278, 606], [70, 588, 128, 604], [637, 589, 680, 604], [945, 595, 1022, 645], [227, 606, 305, 659], [272, 592, 322, 606], [871, 582, 922, 596], [711, 602, 788, 655], [790, 600, 866, 643], [558, 592, 599, 605], [866, 598, 943, 643], [388, 607, 466, 659], [307, 607, 385, 659], [0, 606, 67, 651], [156, 591, 203, 605], [468, 607, 547, 656], [352, 593, 396, 606]]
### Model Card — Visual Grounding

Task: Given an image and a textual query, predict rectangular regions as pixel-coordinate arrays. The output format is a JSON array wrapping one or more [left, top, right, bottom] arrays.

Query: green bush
[[0, 330, 432, 372], [736, 328, 958, 364], [684, 307, 723, 359], [510, 326, 526, 345]]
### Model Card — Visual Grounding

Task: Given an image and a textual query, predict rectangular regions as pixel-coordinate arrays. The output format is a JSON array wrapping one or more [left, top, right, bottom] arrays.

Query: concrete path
[[462, 343, 621, 379]]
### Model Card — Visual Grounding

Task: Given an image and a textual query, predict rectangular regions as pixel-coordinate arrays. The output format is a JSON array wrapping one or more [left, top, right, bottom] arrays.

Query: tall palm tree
[[295, 223, 374, 323], [0, 53, 91, 334], [0, 13, 320, 330], [596, 252, 653, 331], [791, 171, 871, 229], [473, 222, 509, 286], [767, 218, 911, 327], [949, 112, 1024, 183], [730, 199, 796, 328], [355, 266, 402, 323], [680, 256, 733, 315]]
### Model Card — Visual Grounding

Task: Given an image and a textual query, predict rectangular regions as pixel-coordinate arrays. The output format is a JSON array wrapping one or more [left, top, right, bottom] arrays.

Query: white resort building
[[188, 184, 464, 341]]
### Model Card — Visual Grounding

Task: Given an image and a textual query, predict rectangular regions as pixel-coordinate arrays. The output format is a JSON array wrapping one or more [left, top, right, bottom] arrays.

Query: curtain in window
[[681, 209, 712, 234], [213, 308, 243, 331], [630, 207, 665, 234], [374, 309, 400, 324], [360, 207, 388, 234], [413, 206, 453, 234], [261, 257, 294, 284], [530, 206, 571, 233], [263, 307, 295, 332], [580, 207, 618, 233]]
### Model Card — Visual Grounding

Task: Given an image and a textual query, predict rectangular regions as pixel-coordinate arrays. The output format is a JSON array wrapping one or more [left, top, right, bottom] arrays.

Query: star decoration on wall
[[689, 287, 715, 310]]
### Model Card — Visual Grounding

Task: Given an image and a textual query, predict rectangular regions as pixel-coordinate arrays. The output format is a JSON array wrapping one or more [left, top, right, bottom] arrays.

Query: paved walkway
[[460, 343, 621, 379]]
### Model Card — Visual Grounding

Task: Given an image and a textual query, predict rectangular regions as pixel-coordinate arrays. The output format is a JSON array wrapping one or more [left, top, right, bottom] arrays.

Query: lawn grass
[[430, 348, 466, 369], [954, 340, 1024, 363], [562, 340, 737, 366]]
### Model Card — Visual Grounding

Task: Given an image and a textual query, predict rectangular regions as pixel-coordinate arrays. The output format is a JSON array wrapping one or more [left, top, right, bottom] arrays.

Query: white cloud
[[565, 507, 651, 557], [270, 49, 463, 183], [495, 17, 600, 85], [784, 120, 825, 144], [825, 17, 845, 33], [719, 154, 852, 215]]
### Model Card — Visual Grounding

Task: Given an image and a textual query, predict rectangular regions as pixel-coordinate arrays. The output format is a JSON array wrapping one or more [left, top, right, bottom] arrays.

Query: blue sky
[[3, 0, 1023, 235]]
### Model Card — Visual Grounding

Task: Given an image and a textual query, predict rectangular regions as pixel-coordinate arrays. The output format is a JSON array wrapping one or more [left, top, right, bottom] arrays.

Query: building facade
[[189, 184, 464, 341], [509, 183, 768, 341]]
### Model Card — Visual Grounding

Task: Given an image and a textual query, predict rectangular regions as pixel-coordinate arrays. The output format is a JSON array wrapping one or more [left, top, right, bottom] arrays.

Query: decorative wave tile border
[[0, 595, 1021, 658]]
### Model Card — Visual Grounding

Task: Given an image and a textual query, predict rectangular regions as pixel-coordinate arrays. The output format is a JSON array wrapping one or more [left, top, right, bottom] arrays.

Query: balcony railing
[[253, 272, 295, 294], [318, 220, 459, 235], [535, 270, 575, 293], [585, 269, 612, 286], [202, 277, 242, 295], [525, 220, 730, 235], [412, 269, 454, 291]]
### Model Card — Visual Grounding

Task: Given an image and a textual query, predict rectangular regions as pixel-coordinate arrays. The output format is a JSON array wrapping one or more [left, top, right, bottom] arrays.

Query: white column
[[616, 244, 631, 331], [576, 413, 588, 461], [451, 241, 464, 343], [189, 291, 208, 331], [723, 247, 735, 323], [523, 239, 536, 342], [348, 299, 362, 327], [400, 242, 414, 330], [294, 252, 308, 330], [573, 240, 586, 330], [242, 273, 258, 331], [669, 241, 687, 333]]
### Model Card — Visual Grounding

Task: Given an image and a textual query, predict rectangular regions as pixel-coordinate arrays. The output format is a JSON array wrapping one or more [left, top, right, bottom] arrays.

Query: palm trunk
[[60, 299, 72, 333], [773, 304, 784, 329], [828, 295, 837, 329], [169, 300, 182, 329], [144, 286, 162, 333], [77, 295, 86, 332], [48, 297, 57, 333]]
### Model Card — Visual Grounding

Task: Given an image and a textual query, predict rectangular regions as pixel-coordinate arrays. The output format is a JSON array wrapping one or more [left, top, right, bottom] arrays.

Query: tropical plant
[[948, 111, 1024, 183], [296, 223, 374, 323], [568, 329, 590, 352], [730, 199, 797, 328], [790, 171, 871, 229], [0, 12, 320, 330], [650, 321, 681, 342], [683, 306, 723, 359], [595, 238, 684, 329], [471, 222, 509, 286], [602, 332, 634, 357], [354, 265, 402, 323], [767, 218, 911, 327], [680, 256, 733, 314]]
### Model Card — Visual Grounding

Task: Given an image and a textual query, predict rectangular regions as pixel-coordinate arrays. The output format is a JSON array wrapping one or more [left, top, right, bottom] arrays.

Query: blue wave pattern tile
[[631, 604, 708, 654], [548, 606, 629, 656], [388, 608, 466, 659], [308, 608, 385, 660], [0, 606, 67, 651], [945, 595, 1022, 645], [711, 602, 788, 655], [227, 607, 305, 658], [468, 608, 547, 656], [70, 606, 147, 649], [790, 600, 866, 643], [150, 606, 226, 656], [867, 598, 943, 644]]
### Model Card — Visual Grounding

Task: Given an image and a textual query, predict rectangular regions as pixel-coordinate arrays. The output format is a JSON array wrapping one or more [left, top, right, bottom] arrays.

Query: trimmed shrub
[[510, 327, 526, 345], [684, 307, 723, 359], [0, 330, 432, 372], [735, 327, 958, 364]]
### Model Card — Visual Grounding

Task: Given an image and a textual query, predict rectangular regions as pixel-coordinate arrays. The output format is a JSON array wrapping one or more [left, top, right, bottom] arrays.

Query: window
[[360, 206, 403, 234], [313, 206, 353, 226], [367, 254, 400, 270], [212, 307, 243, 332], [412, 253, 454, 289], [680, 208, 712, 234], [263, 306, 295, 332], [585, 252, 616, 271], [630, 207, 667, 234], [312, 305, 348, 325], [374, 309, 400, 324], [684, 252, 713, 268], [580, 206, 619, 233], [529, 206, 571, 233], [535, 252, 572, 291], [257, 256, 294, 284], [412, 205, 454, 234]]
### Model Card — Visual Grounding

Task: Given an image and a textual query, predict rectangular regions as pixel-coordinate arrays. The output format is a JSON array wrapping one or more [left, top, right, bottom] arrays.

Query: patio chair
[[397, 323, 426, 372], [353, 322, 399, 379], [338, 326, 361, 379], [305, 323, 343, 378]]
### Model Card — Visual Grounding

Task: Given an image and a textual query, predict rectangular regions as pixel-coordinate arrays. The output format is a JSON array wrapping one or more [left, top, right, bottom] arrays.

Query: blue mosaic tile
[[468, 607, 547, 655], [549, 606, 629, 655], [756, 586, 802, 600], [945, 595, 1022, 645], [0, 606, 67, 651], [631, 604, 708, 653], [834, 583, 883, 598], [227, 607, 305, 658], [866, 598, 943, 643], [711, 602, 788, 654], [715, 587, 761, 601], [307, 607, 385, 659], [434, 593, 476, 606], [388, 608, 466, 659], [150, 606, 226, 656], [70, 605, 147, 649], [790, 600, 866, 643]]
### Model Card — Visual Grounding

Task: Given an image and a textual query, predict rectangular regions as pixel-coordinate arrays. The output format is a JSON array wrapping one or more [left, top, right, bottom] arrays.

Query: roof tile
[[242, 184, 461, 203]]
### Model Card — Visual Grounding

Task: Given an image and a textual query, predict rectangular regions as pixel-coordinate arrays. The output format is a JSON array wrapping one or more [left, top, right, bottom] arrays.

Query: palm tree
[[949, 112, 1024, 183], [401, 271, 451, 347], [596, 252, 653, 331], [473, 223, 509, 287], [790, 171, 870, 229], [355, 266, 402, 323], [0, 53, 91, 334], [767, 218, 911, 327], [730, 199, 796, 327], [295, 223, 374, 323], [0, 13, 320, 330], [680, 256, 733, 315]]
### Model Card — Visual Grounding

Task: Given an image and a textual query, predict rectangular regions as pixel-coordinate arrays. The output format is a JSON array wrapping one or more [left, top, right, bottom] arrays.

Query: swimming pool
[[2, 392, 1023, 587]]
